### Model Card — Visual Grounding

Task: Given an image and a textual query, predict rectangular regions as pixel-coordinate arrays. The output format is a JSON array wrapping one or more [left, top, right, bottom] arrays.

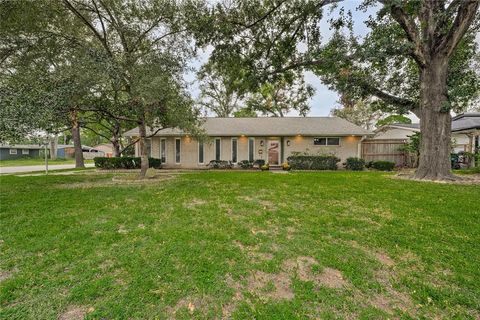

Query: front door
[[268, 140, 280, 165]]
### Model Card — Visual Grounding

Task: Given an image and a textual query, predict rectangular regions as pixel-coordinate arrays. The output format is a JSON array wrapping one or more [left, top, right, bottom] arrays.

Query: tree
[[198, 67, 243, 117], [246, 76, 314, 117], [376, 115, 412, 128], [233, 107, 258, 118], [207, 0, 479, 180], [330, 95, 383, 130], [63, 0, 204, 178]]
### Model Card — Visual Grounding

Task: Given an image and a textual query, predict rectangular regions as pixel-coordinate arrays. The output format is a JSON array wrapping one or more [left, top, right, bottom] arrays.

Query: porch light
[[260, 140, 264, 146], [286, 140, 291, 146]]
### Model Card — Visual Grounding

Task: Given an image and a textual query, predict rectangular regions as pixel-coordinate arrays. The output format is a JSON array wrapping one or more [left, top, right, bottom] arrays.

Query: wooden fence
[[361, 139, 409, 167]]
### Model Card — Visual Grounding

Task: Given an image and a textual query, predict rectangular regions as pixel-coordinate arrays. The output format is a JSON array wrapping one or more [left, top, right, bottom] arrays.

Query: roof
[[451, 113, 480, 132], [374, 123, 420, 133], [0, 144, 44, 150], [123, 117, 372, 137]]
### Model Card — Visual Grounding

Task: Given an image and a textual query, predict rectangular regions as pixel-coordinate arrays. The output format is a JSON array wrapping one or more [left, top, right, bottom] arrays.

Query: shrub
[[369, 160, 395, 171], [286, 154, 340, 170], [253, 159, 265, 167], [344, 157, 365, 171], [93, 157, 162, 169], [238, 160, 253, 169], [281, 161, 291, 171], [207, 160, 232, 169], [261, 163, 270, 171]]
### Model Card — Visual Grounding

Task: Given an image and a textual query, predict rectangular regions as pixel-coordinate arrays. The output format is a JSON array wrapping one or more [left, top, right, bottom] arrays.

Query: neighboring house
[[374, 118, 475, 153], [124, 117, 372, 168], [93, 143, 114, 157], [0, 145, 44, 160], [57, 145, 104, 159]]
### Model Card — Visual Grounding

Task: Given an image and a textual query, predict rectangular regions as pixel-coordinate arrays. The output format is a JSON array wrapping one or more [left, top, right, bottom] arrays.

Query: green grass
[[0, 158, 93, 167], [0, 171, 479, 319]]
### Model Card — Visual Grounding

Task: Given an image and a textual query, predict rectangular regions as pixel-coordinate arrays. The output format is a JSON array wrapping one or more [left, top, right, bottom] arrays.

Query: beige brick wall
[[147, 135, 361, 168]]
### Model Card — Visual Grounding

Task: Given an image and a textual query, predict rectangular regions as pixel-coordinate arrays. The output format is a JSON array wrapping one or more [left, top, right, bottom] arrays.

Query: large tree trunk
[[70, 109, 85, 168], [138, 118, 149, 179], [414, 57, 454, 180]]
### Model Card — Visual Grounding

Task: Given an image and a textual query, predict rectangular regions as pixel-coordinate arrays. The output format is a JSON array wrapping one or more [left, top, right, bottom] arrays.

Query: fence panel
[[361, 139, 408, 167]]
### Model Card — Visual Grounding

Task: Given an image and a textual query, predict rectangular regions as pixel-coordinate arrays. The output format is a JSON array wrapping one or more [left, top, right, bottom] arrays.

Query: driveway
[[0, 163, 95, 174]]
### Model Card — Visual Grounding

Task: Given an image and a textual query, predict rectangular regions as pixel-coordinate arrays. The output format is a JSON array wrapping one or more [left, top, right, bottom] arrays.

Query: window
[[198, 141, 204, 164], [231, 138, 238, 163], [9, 149, 17, 155], [160, 139, 166, 163], [215, 138, 221, 161], [22, 149, 29, 155], [314, 137, 340, 146], [248, 138, 255, 162], [146, 139, 152, 157], [175, 138, 181, 163]]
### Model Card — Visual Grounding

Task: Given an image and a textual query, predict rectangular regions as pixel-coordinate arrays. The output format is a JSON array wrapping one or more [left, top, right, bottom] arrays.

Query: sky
[[186, 1, 479, 120]]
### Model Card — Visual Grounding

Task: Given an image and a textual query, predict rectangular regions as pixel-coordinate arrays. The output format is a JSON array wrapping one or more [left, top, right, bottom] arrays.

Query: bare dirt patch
[[283, 256, 349, 289], [247, 270, 294, 301], [184, 198, 207, 209], [58, 306, 92, 320], [0, 270, 13, 282], [393, 173, 480, 185], [165, 296, 211, 318], [233, 241, 274, 262]]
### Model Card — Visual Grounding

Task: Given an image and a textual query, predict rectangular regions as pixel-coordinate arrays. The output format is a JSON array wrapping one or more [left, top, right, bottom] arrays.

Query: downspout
[[358, 135, 367, 158]]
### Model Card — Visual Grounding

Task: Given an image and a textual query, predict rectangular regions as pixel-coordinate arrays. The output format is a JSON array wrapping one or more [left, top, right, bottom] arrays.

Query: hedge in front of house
[[93, 157, 162, 169], [368, 160, 395, 171], [287, 154, 340, 170], [345, 157, 365, 171]]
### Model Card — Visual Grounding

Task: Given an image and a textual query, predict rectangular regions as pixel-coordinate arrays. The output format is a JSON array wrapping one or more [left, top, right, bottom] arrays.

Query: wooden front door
[[268, 140, 280, 165]]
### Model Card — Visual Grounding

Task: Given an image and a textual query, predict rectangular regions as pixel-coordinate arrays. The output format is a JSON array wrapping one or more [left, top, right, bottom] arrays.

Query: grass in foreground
[[0, 171, 479, 319], [0, 158, 93, 167]]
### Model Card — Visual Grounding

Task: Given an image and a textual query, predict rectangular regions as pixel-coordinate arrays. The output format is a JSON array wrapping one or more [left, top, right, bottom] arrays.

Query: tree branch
[[438, 0, 479, 57]]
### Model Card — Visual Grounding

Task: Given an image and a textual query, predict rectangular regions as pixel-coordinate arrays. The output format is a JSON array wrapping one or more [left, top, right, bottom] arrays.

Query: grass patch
[[0, 158, 93, 167], [455, 167, 480, 175], [0, 171, 479, 319]]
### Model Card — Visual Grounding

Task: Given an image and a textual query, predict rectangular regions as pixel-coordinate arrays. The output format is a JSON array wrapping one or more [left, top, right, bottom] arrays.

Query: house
[[0, 144, 44, 160], [124, 117, 372, 168], [93, 143, 115, 157], [57, 145, 104, 159], [373, 116, 478, 153]]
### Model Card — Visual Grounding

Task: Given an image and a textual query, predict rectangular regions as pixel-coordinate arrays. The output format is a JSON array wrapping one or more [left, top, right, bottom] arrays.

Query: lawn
[[0, 171, 479, 319], [0, 158, 93, 167]]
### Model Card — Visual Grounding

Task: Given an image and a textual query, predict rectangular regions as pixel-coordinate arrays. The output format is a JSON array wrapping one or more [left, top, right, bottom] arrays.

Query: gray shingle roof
[[123, 117, 372, 137], [451, 113, 480, 132]]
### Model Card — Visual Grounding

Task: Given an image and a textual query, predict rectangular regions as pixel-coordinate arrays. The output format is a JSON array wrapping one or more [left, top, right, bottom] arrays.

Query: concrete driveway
[[0, 163, 95, 174]]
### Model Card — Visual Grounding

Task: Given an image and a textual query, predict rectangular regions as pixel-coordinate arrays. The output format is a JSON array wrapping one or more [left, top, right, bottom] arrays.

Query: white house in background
[[373, 113, 480, 153]]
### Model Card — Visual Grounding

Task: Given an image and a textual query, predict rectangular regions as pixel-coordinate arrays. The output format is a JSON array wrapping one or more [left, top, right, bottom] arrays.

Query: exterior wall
[[147, 135, 361, 168], [0, 148, 41, 160], [283, 135, 361, 163]]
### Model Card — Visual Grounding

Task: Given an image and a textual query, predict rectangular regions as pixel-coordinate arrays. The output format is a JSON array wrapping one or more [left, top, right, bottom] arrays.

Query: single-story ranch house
[[0, 144, 43, 160], [124, 117, 372, 168]]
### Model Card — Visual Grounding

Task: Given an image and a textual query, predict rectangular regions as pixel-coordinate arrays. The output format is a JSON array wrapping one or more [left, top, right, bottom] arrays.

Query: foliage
[[238, 160, 253, 169], [207, 160, 232, 169], [331, 96, 383, 130], [246, 76, 314, 117], [344, 157, 365, 171], [368, 160, 395, 171], [281, 161, 291, 171], [233, 107, 257, 118], [287, 154, 340, 170], [376, 115, 412, 127], [253, 159, 265, 167], [198, 66, 244, 117], [260, 163, 270, 171], [93, 157, 161, 170]]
